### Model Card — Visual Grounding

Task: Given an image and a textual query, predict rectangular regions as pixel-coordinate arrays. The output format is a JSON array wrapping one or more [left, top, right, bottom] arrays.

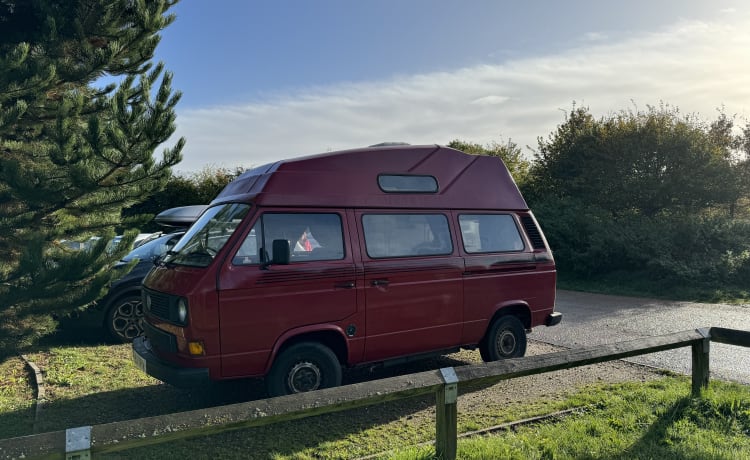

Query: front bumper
[[545, 312, 563, 327], [132, 336, 210, 388]]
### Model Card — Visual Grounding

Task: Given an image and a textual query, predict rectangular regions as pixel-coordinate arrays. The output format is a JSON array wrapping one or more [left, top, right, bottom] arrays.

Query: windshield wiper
[[155, 250, 179, 267], [166, 248, 214, 265], [182, 248, 214, 259]]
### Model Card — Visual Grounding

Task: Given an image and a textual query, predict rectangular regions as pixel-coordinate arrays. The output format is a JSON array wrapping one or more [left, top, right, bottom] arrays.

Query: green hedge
[[533, 197, 750, 291]]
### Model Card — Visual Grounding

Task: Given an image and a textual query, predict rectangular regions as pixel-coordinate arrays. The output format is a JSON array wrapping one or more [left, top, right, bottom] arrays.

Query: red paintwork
[[141, 144, 557, 382], [213, 145, 528, 210]]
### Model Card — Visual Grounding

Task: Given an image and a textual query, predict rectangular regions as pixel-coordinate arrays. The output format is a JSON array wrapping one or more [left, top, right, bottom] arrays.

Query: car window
[[233, 213, 344, 265], [362, 214, 452, 258], [458, 214, 524, 253], [123, 234, 182, 261], [233, 225, 259, 265], [166, 203, 250, 267]]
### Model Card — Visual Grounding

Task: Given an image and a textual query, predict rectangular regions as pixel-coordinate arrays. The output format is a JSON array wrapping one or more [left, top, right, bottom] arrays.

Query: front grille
[[520, 215, 546, 250], [146, 290, 172, 320]]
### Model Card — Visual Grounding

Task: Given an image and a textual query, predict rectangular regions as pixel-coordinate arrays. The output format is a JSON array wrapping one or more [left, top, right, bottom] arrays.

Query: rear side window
[[362, 214, 452, 258], [234, 213, 344, 264], [459, 214, 524, 253]]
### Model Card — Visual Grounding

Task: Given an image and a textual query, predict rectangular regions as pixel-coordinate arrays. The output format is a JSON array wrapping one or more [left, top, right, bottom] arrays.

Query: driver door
[[217, 209, 358, 377]]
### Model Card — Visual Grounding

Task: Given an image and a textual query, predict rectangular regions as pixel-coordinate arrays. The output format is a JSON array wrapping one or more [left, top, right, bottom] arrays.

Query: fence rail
[[1, 326, 748, 460]]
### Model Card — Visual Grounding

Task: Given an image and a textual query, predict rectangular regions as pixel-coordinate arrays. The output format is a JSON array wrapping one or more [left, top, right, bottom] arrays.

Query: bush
[[533, 197, 750, 291], [123, 166, 244, 232]]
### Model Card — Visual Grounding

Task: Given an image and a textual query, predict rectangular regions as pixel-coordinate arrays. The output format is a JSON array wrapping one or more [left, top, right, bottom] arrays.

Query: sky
[[145, 0, 750, 173]]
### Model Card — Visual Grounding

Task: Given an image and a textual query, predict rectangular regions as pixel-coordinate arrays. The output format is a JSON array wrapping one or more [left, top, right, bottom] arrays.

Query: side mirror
[[272, 239, 291, 265], [260, 239, 291, 269]]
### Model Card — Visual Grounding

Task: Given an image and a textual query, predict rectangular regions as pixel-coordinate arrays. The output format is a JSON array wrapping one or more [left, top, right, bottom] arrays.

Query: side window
[[233, 223, 259, 265], [459, 214, 525, 253], [233, 213, 344, 265], [377, 174, 438, 193], [362, 214, 452, 258]]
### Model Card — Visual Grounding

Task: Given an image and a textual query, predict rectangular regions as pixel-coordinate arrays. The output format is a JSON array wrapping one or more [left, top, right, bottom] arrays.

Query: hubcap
[[287, 361, 322, 393], [111, 299, 144, 340], [496, 329, 517, 356]]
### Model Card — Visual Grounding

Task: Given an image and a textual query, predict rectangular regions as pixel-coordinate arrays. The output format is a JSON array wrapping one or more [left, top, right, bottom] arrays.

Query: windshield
[[164, 203, 251, 267], [122, 233, 182, 262]]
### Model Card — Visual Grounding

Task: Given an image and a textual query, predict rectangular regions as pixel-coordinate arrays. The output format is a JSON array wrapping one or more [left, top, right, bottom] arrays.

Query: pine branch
[[0, 0, 184, 344]]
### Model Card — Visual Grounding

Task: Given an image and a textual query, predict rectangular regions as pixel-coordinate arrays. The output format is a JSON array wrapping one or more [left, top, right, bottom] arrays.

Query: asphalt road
[[531, 290, 750, 384]]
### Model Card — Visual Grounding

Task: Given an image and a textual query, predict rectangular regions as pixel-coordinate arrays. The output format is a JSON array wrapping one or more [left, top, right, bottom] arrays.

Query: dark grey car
[[98, 232, 184, 341], [64, 205, 206, 341]]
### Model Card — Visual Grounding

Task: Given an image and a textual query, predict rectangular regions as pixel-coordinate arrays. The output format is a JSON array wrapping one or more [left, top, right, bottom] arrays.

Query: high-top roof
[[211, 144, 527, 210]]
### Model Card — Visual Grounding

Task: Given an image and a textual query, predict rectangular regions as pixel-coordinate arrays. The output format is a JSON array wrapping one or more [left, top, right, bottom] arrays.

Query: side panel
[[356, 210, 464, 362], [217, 208, 358, 378], [454, 211, 557, 343]]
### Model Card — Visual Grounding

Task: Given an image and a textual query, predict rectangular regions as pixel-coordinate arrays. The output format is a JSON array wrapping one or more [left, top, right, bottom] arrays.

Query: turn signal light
[[188, 341, 205, 356]]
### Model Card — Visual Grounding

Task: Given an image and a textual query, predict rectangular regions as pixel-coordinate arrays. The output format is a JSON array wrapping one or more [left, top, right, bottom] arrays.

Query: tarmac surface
[[532, 290, 750, 384]]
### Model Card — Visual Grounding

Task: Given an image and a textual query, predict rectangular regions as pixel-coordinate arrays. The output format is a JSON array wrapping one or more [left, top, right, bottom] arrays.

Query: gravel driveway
[[452, 341, 663, 412], [334, 338, 665, 433]]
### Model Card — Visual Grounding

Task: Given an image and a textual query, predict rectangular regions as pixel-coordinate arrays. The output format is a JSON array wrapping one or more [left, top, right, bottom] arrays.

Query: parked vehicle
[[99, 232, 185, 342], [74, 205, 207, 342], [133, 144, 562, 396]]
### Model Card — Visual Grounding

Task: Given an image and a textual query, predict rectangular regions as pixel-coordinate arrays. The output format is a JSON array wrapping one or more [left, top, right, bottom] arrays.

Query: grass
[[27, 345, 153, 396], [0, 356, 35, 438], [387, 379, 750, 460], [2, 338, 749, 459]]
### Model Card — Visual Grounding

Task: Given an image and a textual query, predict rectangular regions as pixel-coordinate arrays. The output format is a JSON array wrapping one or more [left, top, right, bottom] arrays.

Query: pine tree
[[0, 0, 184, 349]]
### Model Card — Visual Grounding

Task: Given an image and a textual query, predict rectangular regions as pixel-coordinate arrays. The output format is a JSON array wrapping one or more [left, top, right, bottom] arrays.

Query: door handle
[[335, 281, 355, 289], [371, 279, 389, 286]]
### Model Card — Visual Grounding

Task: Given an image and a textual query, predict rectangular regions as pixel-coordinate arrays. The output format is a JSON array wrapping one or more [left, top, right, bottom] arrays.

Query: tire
[[105, 294, 145, 343], [479, 316, 527, 362], [266, 342, 342, 397]]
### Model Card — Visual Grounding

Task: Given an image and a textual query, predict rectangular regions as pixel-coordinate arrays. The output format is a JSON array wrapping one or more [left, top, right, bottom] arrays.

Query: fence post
[[436, 367, 459, 460], [692, 328, 711, 397], [66, 426, 91, 460]]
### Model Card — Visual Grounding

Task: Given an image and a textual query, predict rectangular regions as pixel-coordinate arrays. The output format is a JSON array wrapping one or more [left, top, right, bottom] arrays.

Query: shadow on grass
[[39, 318, 115, 347], [0, 321, 111, 364], [608, 396, 709, 460], [0, 350, 500, 459]]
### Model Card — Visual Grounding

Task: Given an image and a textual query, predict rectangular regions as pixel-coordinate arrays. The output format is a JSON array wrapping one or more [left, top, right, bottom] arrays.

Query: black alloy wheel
[[105, 294, 145, 342]]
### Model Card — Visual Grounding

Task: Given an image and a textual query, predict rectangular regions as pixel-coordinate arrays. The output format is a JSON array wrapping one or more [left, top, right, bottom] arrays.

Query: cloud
[[583, 32, 608, 42], [168, 13, 750, 172], [471, 95, 511, 106]]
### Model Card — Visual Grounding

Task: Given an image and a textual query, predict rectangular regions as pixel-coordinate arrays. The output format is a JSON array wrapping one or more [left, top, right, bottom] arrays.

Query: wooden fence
[[1, 326, 749, 460]]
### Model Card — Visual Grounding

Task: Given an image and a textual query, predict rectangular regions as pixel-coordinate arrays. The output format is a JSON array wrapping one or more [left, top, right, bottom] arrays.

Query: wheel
[[479, 316, 527, 362], [105, 294, 145, 342], [266, 342, 342, 397]]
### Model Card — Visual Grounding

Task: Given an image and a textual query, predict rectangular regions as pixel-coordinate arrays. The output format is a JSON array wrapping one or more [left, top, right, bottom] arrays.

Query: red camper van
[[133, 144, 561, 396]]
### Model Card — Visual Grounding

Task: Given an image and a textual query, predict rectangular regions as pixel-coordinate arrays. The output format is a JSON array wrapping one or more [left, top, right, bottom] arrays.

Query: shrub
[[533, 197, 750, 291]]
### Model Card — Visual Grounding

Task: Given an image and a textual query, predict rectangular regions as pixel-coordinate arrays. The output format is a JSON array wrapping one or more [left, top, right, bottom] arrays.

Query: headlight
[[176, 298, 188, 324], [144, 293, 152, 310]]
